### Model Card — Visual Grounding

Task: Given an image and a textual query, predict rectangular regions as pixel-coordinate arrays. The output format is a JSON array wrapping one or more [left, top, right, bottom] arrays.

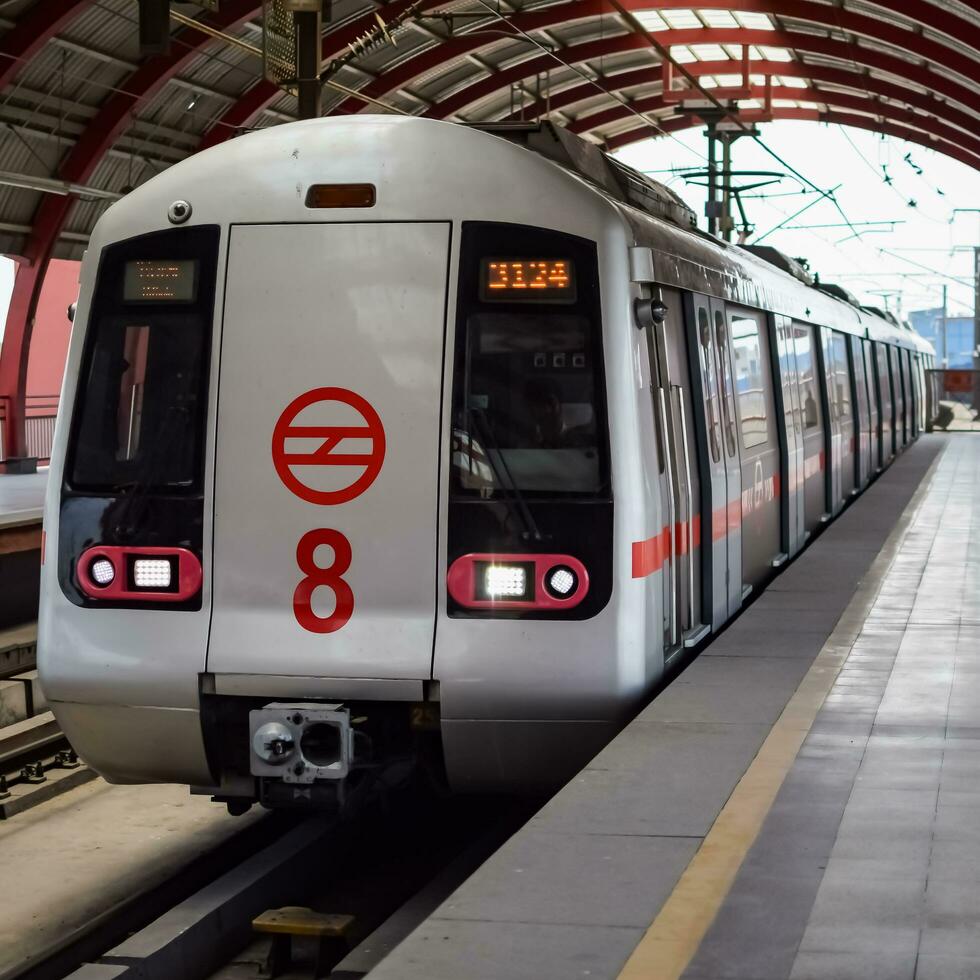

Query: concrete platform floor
[[0, 778, 261, 980], [0, 471, 45, 527], [364, 435, 964, 980]]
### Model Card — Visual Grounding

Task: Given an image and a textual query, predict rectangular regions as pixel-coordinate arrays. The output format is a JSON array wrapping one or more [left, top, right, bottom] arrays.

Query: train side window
[[875, 343, 890, 414], [698, 308, 721, 463], [832, 332, 851, 420], [730, 315, 769, 449], [863, 341, 877, 419], [795, 324, 820, 430], [852, 337, 869, 423], [821, 330, 840, 422], [714, 310, 737, 457], [115, 325, 150, 460]]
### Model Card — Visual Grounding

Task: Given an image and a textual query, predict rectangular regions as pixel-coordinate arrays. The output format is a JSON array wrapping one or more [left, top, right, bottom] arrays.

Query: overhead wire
[[600, 0, 863, 242], [469, 0, 708, 165], [166, 7, 411, 115], [838, 125, 948, 225]]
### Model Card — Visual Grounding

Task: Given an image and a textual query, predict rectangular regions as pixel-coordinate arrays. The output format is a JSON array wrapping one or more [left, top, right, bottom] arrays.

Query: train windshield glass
[[452, 223, 608, 498], [68, 226, 219, 493], [71, 315, 209, 490], [456, 312, 604, 494]]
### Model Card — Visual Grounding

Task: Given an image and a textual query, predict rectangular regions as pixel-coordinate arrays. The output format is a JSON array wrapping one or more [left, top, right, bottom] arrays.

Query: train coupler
[[249, 702, 355, 783]]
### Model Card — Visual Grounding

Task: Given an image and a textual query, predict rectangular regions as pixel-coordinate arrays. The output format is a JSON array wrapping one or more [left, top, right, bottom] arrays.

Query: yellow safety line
[[617, 445, 944, 980]]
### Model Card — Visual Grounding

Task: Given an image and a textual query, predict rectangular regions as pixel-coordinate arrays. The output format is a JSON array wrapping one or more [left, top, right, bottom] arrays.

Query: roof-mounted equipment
[[472, 122, 697, 231], [817, 283, 861, 307], [739, 245, 815, 286]]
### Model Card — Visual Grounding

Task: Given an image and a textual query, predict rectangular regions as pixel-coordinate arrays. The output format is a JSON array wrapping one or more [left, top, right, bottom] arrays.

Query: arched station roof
[[0, 0, 976, 264]]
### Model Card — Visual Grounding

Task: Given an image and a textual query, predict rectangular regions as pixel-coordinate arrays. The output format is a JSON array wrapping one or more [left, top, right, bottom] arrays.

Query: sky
[[615, 120, 980, 321]]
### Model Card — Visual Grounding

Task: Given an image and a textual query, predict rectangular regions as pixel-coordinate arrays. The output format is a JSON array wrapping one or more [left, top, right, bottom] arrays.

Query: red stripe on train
[[631, 454, 822, 578]]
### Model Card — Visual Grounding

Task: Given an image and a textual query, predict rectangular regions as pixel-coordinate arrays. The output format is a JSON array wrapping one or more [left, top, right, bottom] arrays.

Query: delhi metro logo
[[272, 387, 386, 506]]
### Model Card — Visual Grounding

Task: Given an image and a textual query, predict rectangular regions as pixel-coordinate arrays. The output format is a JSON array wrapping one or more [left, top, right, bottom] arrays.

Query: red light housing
[[447, 553, 589, 611], [76, 545, 202, 602]]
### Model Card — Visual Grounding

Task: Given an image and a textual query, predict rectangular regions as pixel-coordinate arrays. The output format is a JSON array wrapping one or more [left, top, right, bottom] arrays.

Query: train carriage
[[38, 116, 933, 809]]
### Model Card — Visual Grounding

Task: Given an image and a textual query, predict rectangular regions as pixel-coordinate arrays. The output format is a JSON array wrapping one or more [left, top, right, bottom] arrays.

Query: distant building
[[909, 307, 975, 368]]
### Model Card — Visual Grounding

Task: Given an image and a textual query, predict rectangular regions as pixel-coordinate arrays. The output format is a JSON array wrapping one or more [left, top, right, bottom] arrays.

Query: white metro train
[[39, 117, 932, 810]]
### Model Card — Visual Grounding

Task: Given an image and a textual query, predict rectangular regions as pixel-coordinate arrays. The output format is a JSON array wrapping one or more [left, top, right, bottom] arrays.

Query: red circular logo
[[272, 387, 385, 505]]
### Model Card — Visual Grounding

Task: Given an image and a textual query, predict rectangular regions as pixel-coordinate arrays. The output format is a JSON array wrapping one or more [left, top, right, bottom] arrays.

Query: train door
[[729, 308, 780, 589], [916, 354, 927, 433], [713, 301, 744, 612], [862, 340, 879, 474], [770, 314, 805, 560], [794, 322, 825, 533], [874, 342, 894, 461], [207, 222, 450, 681], [818, 328, 843, 515], [904, 350, 917, 438], [832, 332, 856, 499], [685, 294, 741, 629], [901, 349, 911, 444], [849, 335, 871, 489], [889, 346, 905, 448], [645, 289, 705, 651], [911, 354, 922, 434]]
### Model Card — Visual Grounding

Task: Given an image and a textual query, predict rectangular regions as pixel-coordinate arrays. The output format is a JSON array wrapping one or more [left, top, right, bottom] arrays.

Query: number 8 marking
[[293, 528, 354, 634]]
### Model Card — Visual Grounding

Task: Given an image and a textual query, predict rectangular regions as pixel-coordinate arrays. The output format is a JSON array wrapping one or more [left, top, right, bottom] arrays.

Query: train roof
[[476, 120, 931, 356], [96, 115, 932, 357]]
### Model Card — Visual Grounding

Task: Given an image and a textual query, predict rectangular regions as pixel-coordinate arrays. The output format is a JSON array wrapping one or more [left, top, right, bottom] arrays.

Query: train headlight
[[484, 564, 528, 599], [90, 557, 115, 587], [448, 555, 587, 610], [546, 565, 578, 598], [133, 558, 173, 589]]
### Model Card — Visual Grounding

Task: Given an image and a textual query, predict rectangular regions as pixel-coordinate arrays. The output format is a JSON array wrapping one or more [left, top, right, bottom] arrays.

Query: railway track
[[0, 711, 94, 820], [0, 621, 95, 819], [10, 780, 534, 980]]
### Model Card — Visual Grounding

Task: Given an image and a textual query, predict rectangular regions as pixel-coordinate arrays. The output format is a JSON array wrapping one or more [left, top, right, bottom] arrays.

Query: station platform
[[0, 471, 46, 528], [365, 433, 977, 980]]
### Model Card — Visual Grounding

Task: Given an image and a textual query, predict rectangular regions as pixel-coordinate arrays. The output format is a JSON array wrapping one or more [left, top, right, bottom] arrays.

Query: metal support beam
[[294, 9, 323, 119], [325, 12, 979, 118], [0, 170, 122, 201], [504, 59, 978, 147], [601, 106, 980, 173], [0, 0, 91, 91], [139, 0, 173, 55]]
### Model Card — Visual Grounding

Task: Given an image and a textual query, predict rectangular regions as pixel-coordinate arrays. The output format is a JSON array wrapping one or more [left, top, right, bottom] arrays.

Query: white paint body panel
[[208, 222, 449, 681]]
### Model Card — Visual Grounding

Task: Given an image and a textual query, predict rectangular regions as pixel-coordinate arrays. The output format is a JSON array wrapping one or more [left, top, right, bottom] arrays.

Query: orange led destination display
[[480, 258, 575, 302], [124, 259, 198, 303]]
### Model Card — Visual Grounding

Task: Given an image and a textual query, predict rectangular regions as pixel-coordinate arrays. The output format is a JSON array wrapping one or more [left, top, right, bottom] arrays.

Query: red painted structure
[[0, 259, 76, 461], [0, 0, 977, 458]]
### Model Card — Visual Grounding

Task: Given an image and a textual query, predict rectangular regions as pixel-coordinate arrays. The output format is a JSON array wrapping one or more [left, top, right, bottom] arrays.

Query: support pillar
[[0, 259, 46, 462], [705, 122, 718, 237], [0, 195, 69, 462], [973, 246, 980, 415], [721, 133, 734, 242]]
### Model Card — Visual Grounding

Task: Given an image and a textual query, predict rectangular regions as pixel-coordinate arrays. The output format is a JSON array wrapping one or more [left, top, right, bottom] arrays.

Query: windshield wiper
[[467, 406, 543, 543]]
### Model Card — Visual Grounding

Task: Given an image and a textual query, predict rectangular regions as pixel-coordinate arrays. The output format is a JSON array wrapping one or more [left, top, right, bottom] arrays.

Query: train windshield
[[451, 223, 609, 498], [68, 226, 219, 493]]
